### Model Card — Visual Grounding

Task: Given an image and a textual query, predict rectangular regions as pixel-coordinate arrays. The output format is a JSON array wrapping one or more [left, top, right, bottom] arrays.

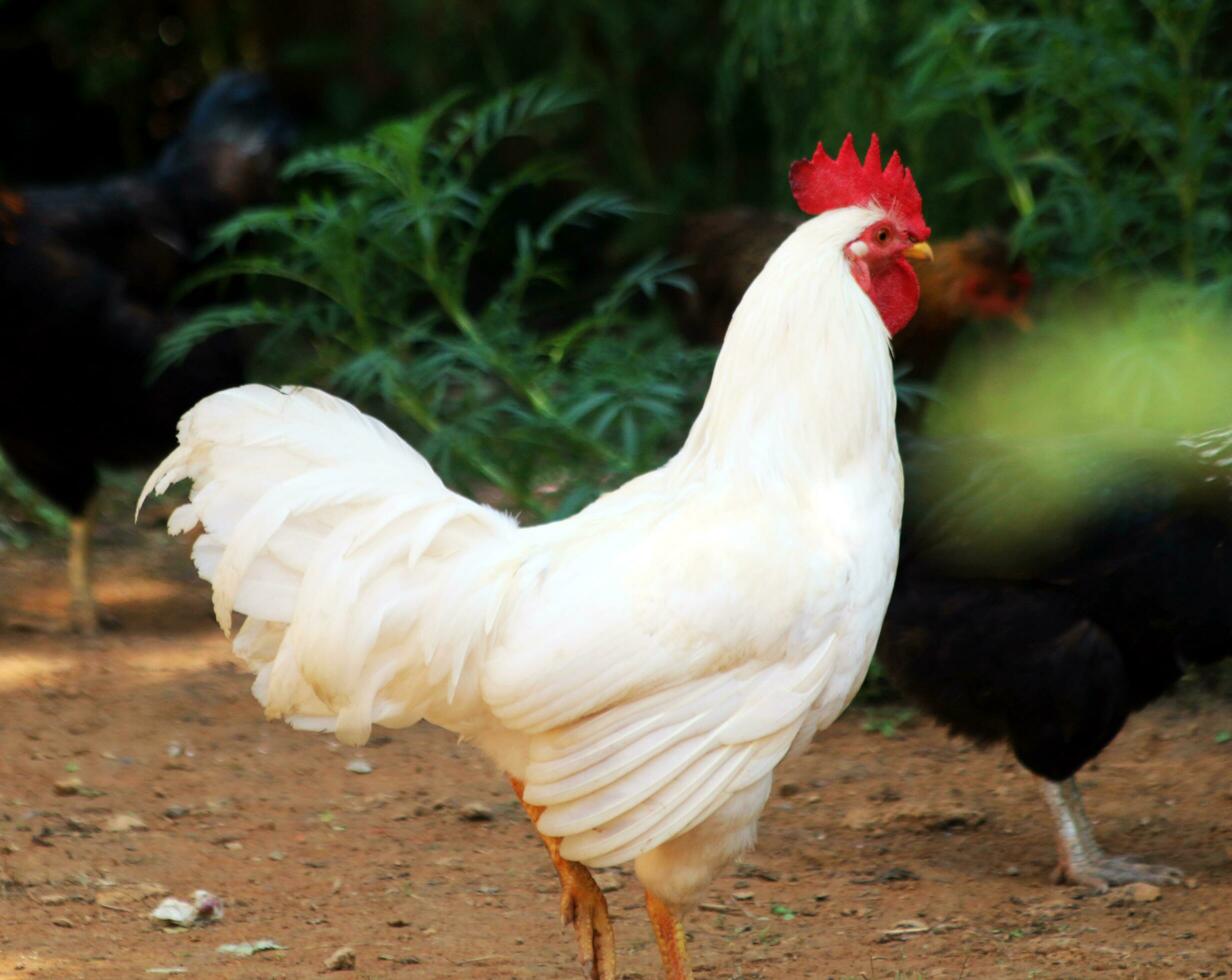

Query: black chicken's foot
[[1040, 776, 1184, 893]]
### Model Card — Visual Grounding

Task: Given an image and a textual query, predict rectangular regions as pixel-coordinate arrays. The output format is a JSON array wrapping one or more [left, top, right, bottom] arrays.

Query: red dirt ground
[[1, 504, 1230, 979]]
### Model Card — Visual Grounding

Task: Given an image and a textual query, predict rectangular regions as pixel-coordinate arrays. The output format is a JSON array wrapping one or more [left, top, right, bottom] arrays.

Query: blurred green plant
[[861, 706, 918, 738], [0, 454, 68, 549], [715, 1, 935, 195], [915, 281, 1232, 559], [159, 82, 709, 519], [930, 281, 1232, 440]]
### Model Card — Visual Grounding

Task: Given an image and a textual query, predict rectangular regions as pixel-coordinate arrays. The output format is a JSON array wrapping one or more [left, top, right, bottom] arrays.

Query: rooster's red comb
[[789, 133, 929, 240]]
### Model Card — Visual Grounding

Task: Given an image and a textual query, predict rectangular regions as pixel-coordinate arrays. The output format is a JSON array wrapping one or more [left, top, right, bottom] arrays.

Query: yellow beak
[[903, 241, 934, 262]]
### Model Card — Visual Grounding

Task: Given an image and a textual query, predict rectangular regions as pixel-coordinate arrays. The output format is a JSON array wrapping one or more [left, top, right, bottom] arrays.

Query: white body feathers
[[141, 205, 903, 909]]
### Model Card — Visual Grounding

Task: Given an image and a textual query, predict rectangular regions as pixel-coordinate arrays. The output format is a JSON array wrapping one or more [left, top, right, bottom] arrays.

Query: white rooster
[[140, 134, 932, 979]]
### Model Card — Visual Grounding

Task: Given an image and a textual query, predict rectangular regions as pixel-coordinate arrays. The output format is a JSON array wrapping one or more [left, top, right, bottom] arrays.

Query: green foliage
[[162, 83, 709, 519], [0, 455, 68, 549], [13, 1, 1230, 283], [853, 653, 905, 705], [9, 2, 1231, 541], [715, 0, 936, 193], [901, 0, 1232, 283], [861, 706, 917, 738], [715, 0, 1232, 282]]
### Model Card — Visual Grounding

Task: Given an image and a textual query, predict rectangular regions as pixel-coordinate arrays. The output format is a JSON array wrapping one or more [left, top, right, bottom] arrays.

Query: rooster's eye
[[876, 228, 890, 244]]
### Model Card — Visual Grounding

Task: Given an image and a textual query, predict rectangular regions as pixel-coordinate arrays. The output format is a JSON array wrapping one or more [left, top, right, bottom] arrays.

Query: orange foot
[[510, 777, 617, 980], [556, 853, 617, 979]]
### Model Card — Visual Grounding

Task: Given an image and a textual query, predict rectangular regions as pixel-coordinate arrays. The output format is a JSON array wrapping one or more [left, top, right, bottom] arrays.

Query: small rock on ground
[[1107, 882, 1162, 905], [325, 946, 356, 971], [104, 813, 147, 833]]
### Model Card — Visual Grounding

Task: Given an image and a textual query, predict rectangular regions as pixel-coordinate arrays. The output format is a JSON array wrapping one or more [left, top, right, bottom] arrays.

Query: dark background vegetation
[[2, 0, 1231, 529], [6, 0, 1230, 273]]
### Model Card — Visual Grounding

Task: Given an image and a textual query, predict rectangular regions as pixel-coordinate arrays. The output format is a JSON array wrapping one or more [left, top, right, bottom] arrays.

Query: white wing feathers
[[139, 385, 519, 745], [142, 384, 861, 870], [526, 636, 836, 866]]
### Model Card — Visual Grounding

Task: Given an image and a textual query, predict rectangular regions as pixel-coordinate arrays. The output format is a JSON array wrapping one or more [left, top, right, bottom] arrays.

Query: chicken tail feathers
[[139, 385, 520, 745]]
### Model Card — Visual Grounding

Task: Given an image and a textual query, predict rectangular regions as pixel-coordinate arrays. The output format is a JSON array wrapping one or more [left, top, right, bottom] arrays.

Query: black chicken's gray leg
[[1040, 776, 1184, 892]]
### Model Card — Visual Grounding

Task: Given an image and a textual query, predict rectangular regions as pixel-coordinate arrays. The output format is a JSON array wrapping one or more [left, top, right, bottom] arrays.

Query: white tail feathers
[[139, 385, 520, 745]]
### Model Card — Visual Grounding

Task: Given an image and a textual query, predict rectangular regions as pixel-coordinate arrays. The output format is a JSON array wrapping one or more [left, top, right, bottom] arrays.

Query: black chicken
[[0, 71, 292, 633], [879, 431, 1232, 890]]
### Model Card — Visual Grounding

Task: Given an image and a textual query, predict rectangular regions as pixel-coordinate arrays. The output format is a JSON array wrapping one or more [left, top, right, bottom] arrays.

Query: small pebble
[[345, 759, 373, 775], [104, 813, 147, 833], [459, 802, 494, 822], [1107, 882, 1161, 905], [163, 805, 190, 820], [53, 777, 83, 796], [324, 946, 356, 971], [51, 917, 73, 928]]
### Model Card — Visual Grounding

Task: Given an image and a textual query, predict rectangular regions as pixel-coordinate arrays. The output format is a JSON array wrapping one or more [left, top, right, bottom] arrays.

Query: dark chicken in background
[[673, 209, 1032, 390], [0, 71, 292, 633], [879, 431, 1232, 890]]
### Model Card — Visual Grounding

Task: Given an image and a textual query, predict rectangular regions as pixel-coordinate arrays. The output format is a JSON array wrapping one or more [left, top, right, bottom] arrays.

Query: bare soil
[[1, 501, 1230, 979]]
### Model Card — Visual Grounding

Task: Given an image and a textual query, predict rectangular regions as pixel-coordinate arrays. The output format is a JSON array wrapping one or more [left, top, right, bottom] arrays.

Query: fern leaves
[[162, 82, 705, 519]]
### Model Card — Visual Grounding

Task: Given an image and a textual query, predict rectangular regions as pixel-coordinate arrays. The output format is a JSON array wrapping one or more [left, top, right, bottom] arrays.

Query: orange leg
[[510, 777, 617, 980], [646, 889, 693, 980]]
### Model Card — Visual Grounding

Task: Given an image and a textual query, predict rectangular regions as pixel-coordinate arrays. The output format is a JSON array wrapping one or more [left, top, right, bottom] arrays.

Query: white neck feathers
[[672, 206, 897, 484]]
